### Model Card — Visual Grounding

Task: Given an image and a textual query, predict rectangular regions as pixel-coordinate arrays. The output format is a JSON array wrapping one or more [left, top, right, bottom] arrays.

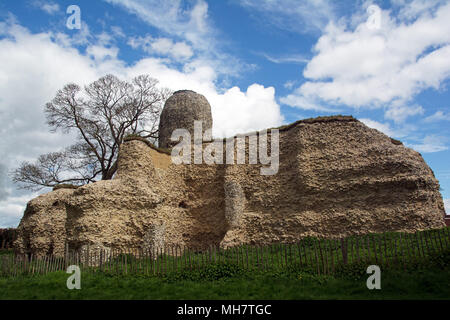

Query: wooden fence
[[1, 227, 449, 277]]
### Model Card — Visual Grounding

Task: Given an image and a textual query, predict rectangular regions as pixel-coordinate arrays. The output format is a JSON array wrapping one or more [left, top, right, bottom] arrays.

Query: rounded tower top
[[158, 90, 213, 148]]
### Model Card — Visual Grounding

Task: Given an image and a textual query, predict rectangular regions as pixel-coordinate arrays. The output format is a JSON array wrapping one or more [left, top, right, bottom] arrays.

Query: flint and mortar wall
[[14, 116, 446, 256]]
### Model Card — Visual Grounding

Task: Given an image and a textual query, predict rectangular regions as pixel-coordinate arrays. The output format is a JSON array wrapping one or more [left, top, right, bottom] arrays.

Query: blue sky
[[0, 0, 449, 227]]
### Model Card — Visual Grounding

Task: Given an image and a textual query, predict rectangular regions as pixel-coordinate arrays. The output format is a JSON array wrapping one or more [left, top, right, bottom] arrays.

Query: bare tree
[[12, 74, 171, 191]]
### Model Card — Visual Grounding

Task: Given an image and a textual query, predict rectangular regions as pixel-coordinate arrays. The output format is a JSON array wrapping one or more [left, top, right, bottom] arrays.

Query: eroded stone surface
[[158, 90, 213, 148], [14, 115, 446, 256]]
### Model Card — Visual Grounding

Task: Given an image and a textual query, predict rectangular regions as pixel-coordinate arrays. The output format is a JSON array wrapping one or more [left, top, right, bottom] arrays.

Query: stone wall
[[14, 116, 446, 256]]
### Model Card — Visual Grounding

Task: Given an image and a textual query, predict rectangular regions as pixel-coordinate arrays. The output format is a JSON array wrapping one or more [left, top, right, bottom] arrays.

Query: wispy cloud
[[360, 118, 398, 137], [384, 104, 424, 123], [423, 110, 450, 123], [408, 135, 448, 153], [32, 1, 60, 15], [237, 0, 337, 34], [284, 80, 296, 90], [260, 53, 309, 64], [103, 0, 246, 77], [128, 35, 193, 60], [280, 93, 338, 112], [103, 0, 212, 52]]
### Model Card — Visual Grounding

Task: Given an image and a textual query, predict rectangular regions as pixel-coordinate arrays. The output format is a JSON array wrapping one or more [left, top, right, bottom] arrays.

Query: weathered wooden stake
[[340, 238, 347, 265]]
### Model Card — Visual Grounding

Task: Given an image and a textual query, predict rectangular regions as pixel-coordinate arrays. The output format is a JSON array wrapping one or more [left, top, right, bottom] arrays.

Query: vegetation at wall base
[[1, 228, 449, 299]]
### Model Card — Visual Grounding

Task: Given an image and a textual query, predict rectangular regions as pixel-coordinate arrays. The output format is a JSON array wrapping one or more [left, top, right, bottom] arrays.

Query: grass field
[[0, 265, 449, 300]]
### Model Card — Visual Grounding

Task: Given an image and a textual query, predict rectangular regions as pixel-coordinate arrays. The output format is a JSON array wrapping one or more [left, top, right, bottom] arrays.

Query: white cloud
[[208, 85, 283, 137], [408, 135, 448, 153], [0, 164, 8, 201], [104, 0, 211, 52], [103, 0, 246, 78], [359, 117, 422, 140], [280, 93, 338, 112], [33, 1, 60, 15], [261, 53, 309, 64], [86, 45, 119, 62], [0, 20, 283, 227], [128, 36, 193, 60], [284, 81, 296, 90], [385, 104, 424, 123], [281, 2, 450, 122], [360, 118, 397, 137], [0, 192, 39, 227], [53, 22, 92, 47], [393, 0, 448, 20], [111, 26, 125, 39], [424, 110, 450, 123], [360, 116, 449, 152], [41, 3, 59, 15], [444, 199, 450, 214], [238, 0, 336, 34]]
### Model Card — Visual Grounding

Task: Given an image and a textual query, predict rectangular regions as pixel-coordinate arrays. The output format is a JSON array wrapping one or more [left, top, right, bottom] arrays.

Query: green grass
[[0, 266, 449, 300]]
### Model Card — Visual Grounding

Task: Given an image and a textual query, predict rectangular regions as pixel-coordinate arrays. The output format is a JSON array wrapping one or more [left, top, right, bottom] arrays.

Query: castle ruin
[[14, 90, 446, 257]]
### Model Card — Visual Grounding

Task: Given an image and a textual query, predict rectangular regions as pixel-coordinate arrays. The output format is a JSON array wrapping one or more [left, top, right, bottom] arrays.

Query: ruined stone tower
[[158, 90, 213, 148]]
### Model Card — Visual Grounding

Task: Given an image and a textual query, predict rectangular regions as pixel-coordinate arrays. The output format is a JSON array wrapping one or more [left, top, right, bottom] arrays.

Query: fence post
[[439, 228, 448, 248], [399, 233, 406, 270], [297, 242, 303, 266], [436, 229, 444, 251], [340, 238, 348, 265], [371, 235, 377, 264], [392, 234, 399, 266], [171, 245, 175, 273], [255, 245, 260, 269], [427, 230, 435, 253], [446, 227, 450, 246], [312, 239, 320, 274], [245, 245, 249, 269], [414, 232, 422, 266], [237, 247, 240, 267], [365, 235, 370, 264], [99, 249, 103, 271], [422, 231, 431, 258], [327, 239, 333, 274], [349, 237, 354, 264], [44, 255, 49, 275], [65, 242, 69, 269], [355, 237, 360, 263], [405, 232, 413, 267], [284, 244, 288, 268], [318, 239, 326, 274], [208, 245, 212, 264], [418, 232, 426, 259], [86, 244, 90, 269]]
